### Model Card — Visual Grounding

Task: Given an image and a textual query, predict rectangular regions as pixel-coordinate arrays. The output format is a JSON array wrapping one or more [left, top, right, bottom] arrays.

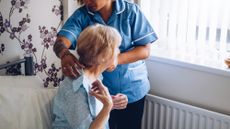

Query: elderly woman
[[52, 24, 121, 129]]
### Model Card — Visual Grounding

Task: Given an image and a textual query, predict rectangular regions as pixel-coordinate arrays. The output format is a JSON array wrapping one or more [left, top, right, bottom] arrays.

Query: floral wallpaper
[[0, 0, 68, 87]]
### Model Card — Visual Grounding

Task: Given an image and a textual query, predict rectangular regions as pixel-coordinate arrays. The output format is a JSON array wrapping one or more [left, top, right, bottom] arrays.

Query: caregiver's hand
[[60, 49, 84, 78], [112, 93, 128, 109]]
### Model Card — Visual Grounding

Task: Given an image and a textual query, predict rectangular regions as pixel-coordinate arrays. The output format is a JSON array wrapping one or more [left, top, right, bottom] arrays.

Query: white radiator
[[142, 94, 230, 129]]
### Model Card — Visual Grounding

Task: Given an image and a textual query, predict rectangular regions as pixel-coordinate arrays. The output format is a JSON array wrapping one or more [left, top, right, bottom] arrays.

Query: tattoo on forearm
[[53, 39, 67, 58]]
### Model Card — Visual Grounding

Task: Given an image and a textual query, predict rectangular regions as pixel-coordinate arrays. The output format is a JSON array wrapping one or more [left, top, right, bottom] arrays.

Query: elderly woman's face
[[106, 47, 120, 69], [83, 0, 109, 11]]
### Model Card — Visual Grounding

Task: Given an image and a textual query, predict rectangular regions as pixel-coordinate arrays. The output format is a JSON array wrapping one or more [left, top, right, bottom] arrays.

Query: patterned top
[[52, 75, 109, 129]]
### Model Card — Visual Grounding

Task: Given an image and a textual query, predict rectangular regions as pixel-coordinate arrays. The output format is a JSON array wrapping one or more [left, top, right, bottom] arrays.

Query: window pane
[[141, 0, 230, 68]]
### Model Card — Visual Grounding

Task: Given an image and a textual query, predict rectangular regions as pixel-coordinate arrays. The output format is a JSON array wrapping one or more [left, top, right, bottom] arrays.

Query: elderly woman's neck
[[83, 66, 104, 82]]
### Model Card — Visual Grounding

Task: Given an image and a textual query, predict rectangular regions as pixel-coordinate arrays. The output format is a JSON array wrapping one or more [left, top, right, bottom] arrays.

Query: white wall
[[146, 56, 230, 115], [62, 0, 80, 23]]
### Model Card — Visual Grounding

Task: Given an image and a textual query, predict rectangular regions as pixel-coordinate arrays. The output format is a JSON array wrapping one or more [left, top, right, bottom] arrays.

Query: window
[[140, 0, 230, 68]]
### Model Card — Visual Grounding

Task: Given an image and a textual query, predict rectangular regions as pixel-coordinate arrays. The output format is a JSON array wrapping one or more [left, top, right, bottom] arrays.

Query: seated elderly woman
[[52, 24, 121, 129]]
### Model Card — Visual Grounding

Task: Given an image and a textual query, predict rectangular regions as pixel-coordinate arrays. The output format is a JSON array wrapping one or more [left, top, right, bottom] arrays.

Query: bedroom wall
[[0, 0, 77, 87], [146, 57, 230, 115]]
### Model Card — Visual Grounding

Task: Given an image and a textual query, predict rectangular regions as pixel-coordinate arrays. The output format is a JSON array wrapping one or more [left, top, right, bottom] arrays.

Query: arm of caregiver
[[119, 44, 151, 64], [106, 43, 151, 71], [53, 36, 84, 78]]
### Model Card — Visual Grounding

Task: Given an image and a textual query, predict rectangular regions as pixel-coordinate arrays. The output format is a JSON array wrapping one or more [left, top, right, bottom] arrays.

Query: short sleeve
[[131, 5, 158, 46], [57, 10, 83, 50]]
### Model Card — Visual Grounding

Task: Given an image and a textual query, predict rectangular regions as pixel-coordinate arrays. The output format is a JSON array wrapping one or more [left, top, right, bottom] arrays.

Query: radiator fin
[[142, 95, 230, 129]]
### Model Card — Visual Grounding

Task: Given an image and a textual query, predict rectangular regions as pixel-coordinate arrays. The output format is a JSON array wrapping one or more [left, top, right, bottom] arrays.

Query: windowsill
[[148, 50, 230, 78]]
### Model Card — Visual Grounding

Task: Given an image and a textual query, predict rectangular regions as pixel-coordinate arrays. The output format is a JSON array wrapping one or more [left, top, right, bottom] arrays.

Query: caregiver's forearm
[[53, 36, 72, 58], [118, 43, 151, 65]]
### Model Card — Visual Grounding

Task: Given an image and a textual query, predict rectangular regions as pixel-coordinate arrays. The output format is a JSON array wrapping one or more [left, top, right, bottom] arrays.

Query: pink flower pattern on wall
[[0, 0, 64, 87]]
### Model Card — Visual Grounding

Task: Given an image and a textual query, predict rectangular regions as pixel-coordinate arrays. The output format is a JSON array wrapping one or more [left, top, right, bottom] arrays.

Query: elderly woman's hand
[[111, 93, 128, 109], [90, 80, 113, 109]]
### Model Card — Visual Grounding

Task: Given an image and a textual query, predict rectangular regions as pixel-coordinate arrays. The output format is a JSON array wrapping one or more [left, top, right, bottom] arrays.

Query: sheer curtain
[[140, 0, 230, 68]]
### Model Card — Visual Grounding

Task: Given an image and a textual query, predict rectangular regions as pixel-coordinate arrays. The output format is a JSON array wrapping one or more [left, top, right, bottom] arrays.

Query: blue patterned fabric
[[52, 75, 109, 129]]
